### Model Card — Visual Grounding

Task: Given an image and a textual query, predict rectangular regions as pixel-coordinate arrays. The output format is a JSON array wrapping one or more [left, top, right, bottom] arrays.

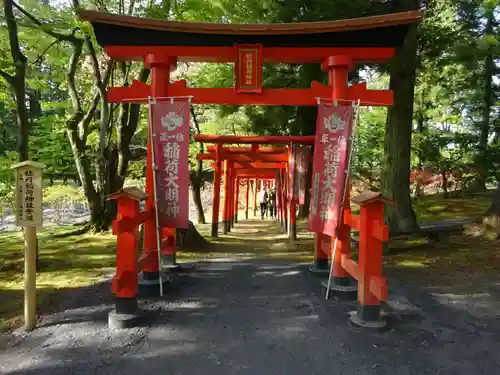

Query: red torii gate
[[200, 146, 290, 227], [79, 8, 422, 329], [209, 161, 284, 227], [196, 134, 313, 237]]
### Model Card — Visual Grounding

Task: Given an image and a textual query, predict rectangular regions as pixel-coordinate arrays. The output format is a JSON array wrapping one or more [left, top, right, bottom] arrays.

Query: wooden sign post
[[12, 161, 45, 331]]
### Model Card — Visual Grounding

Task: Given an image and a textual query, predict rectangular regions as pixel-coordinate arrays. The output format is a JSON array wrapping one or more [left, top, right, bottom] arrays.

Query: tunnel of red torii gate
[[79, 8, 422, 329], [194, 134, 315, 238]]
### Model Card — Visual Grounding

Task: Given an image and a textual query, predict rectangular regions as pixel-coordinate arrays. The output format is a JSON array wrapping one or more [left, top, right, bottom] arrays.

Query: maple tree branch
[[31, 40, 61, 67], [12, 1, 80, 44], [0, 69, 15, 85]]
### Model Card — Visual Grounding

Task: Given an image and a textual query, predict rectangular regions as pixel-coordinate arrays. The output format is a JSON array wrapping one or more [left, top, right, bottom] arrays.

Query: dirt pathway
[[1, 218, 500, 374]]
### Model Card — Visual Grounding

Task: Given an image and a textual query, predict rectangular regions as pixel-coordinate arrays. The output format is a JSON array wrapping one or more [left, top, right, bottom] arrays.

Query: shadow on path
[[1, 217, 500, 374]]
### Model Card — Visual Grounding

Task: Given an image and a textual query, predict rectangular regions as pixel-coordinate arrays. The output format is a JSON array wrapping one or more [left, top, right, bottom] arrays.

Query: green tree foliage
[[0, 0, 499, 233]]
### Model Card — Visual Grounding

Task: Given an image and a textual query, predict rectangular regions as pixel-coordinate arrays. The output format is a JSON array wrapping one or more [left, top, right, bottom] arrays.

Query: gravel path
[[1, 221, 500, 374]]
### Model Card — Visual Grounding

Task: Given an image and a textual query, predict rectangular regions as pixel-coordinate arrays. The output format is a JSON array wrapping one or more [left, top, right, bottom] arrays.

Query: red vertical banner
[[150, 101, 191, 229], [309, 103, 354, 236], [294, 146, 310, 205]]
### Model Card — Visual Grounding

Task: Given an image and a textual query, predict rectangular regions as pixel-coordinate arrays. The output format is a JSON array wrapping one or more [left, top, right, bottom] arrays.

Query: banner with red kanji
[[150, 101, 190, 229], [308, 103, 354, 236]]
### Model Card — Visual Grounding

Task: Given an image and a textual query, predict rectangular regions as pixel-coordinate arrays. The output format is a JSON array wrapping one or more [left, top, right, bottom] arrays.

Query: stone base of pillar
[[322, 277, 357, 301], [288, 224, 297, 241], [211, 222, 219, 238], [108, 297, 143, 329], [309, 258, 329, 276], [245, 211, 248, 219], [138, 271, 170, 297], [348, 305, 388, 332]]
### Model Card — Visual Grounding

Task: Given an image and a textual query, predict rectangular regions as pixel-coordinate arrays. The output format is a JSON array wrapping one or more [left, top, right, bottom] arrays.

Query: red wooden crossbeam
[[341, 254, 360, 280], [369, 276, 388, 302], [112, 251, 158, 294], [236, 173, 276, 178], [235, 168, 280, 174], [233, 161, 286, 169], [194, 134, 315, 145], [199, 152, 289, 162], [340, 254, 388, 302], [107, 80, 393, 107], [209, 161, 285, 169], [371, 219, 390, 241], [104, 46, 396, 64], [343, 210, 360, 230], [207, 146, 287, 154], [112, 209, 153, 234], [137, 251, 157, 272], [112, 272, 128, 294]]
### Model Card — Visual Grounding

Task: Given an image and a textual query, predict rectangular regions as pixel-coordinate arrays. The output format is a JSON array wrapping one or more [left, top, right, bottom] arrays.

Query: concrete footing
[[108, 297, 143, 330], [138, 271, 170, 297], [348, 305, 388, 332], [211, 222, 219, 238], [309, 259, 329, 276], [322, 278, 358, 301]]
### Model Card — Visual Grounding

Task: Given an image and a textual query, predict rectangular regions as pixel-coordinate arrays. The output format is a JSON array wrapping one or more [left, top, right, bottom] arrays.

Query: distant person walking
[[259, 187, 268, 220], [269, 188, 277, 219]]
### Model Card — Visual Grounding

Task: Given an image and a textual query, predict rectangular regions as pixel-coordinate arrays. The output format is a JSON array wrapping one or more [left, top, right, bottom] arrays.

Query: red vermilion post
[[357, 200, 386, 319], [227, 162, 234, 232], [142, 54, 176, 287], [211, 144, 222, 237], [107, 188, 150, 323], [288, 147, 297, 240], [276, 173, 283, 228], [234, 177, 240, 225], [324, 55, 354, 287], [222, 159, 230, 234], [111, 194, 141, 301], [339, 192, 392, 329], [253, 178, 258, 217], [245, 178, 250, 219], [282, 169, 288, 232]]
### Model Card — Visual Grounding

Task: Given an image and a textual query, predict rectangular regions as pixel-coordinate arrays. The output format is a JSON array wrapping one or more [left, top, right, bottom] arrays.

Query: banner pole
[[325, 100, 361, 300], [148, 96, 164, 297]]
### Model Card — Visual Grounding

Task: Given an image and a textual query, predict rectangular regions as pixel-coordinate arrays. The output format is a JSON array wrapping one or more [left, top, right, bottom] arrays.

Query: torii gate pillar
[[140, 53, 176, 294], [316, 55, 357, 299], [211, 144, 222, 238]]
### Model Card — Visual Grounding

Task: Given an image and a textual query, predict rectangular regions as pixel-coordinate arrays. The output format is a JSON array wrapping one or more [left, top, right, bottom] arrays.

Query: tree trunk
[[485, 184, 500, 217], [297, 105, 317, 219], [190, 106, 206, 224], [66, 124, 107, 231], [190, 158, 206, 224], [298, 159, 313, 219], [3, 0, 37, 267], [441, 171, 448, 199], [116, 68, 149, 185], [381, 18, 419, 233], [2, 0, 30, 161], [484, 184, 500, 235], [472, 9, 495, 191], [88, 191, 107, 231], [191, 181, 206, 224]]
